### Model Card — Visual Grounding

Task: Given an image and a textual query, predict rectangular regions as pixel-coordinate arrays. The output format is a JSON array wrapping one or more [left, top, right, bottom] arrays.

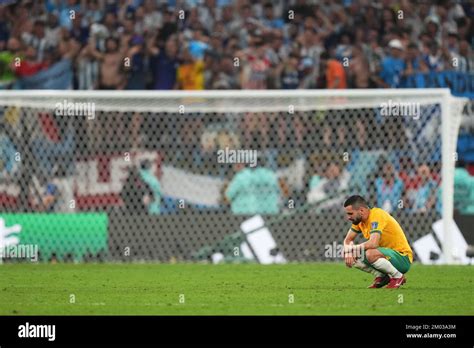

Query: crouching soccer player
[[342, 195, 413, 289]]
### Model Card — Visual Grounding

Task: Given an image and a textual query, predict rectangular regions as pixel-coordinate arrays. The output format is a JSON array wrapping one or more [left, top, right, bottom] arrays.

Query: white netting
[[0, 90, 468, 263]]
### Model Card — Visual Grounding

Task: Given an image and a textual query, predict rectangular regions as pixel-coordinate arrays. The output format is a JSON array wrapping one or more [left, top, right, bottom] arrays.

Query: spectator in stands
[[44, 12, 61, 48], [276, 52, 302, 89], [120, 163, 153, 214], [453, 164, 474, 215], [458, 40, 473, 72], [424, 16, 441, 46], [319, 51, 347, 89], [0, 37, 20, 88], [177, 117, 203, 169], [225, 158, 281, 215], [0, 123, 18, 179], [215, 130, 240, 177], [142, 0, 162, 34], [0, 0, 470, 93], [13, 46, 48, 78], [375, 161, 404, 213], [298, 16, 324, 74], [265, 30, 286, 67], [241, 111, 271, 154], [408, 164, 438, 213], [423, 41, 447, 72], [22, 20, 49, 62], [364, 29, 385, 87], [77, 38, 99, 89], [195, 128, 219, 176], [57, 27, 81, 61], [335, 32, 352, 62], [125, 35, 147, 90], [445, 30, 460, 60], [0, 7, 8, 51], [378, 39, 405, 88], [402, 42, 428, 77], [89, 35, 128, 89], [211, 54, 239, 89], [83, 0, 103, 26], [177, 47, 205, 90], [138, 159, 161, 215], [436, 161, 474, 216], [101, 11, 119, 37], [307, 160, 351, 208], [149, 35, 179, 90], [261, 3, 284, 30], [158, 9, 178, 44], [33, 163, 75, 213], [49, 0, 81, 30], [239, 36, 271, 89], [70, 11, 89, 46], [252, 158, 281, 215], [399, 156, 417, 187], [348, 45, 370, 88], [225, 162, 255, 215]]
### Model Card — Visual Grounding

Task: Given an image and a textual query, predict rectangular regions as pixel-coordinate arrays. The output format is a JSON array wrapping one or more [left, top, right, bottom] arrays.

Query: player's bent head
[[343, 195, 369, 209], [343, 195, 369, 224]]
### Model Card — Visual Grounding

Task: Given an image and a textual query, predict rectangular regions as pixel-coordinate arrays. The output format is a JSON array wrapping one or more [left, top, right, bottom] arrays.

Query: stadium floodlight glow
[[0, 89, 469, 265]]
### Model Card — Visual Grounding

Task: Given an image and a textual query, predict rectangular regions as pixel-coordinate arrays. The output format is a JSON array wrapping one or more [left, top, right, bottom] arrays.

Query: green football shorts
[[362, 247, 411, 273], [377, 247, 411, 273]]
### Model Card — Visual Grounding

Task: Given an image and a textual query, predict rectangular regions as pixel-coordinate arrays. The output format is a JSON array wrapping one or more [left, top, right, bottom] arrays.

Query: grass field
[[0, 263, 473, 315]]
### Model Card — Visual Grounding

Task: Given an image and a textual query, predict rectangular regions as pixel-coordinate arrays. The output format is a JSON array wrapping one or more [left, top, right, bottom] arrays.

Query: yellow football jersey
[[351, 207, 413, 262]]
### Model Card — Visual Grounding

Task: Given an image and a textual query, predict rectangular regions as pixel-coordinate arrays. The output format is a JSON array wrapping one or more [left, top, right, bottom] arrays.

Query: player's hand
[[344, 253, 356, 268], [344, 243, 356, 268]]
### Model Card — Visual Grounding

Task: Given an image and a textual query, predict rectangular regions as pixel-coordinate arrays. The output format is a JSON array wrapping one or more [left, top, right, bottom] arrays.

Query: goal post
[[0, 89, 468, 264]]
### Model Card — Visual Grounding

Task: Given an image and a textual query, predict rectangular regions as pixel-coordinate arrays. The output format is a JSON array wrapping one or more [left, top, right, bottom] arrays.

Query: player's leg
[[353, 258, 390, 288], [354, 250, 390, 289], [376, 247, 411, 273], [366, 248, 408, 288], [376, 247, 411, 288], [353, 259, 383, 276]]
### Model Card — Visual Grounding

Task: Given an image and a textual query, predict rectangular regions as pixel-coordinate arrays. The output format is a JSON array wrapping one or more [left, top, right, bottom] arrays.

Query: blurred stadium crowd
[[2, 105, 473, 216], [0, 0, 472, 90], [0, 0, 473, 217]]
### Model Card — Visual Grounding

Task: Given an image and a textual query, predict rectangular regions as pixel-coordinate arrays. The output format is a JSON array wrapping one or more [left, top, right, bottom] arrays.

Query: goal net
[[0, 89, 468, 264]]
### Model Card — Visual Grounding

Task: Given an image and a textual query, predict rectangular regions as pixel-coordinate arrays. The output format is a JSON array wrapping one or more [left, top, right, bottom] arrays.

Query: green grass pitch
[[1, 263, 473, 315]]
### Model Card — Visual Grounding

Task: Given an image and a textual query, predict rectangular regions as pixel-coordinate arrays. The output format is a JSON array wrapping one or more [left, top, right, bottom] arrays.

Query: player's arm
[[359, 232, 380, 250], [357, 217, 385, 250], [343, 229, 358, 268], [343, 229, 358, 246]]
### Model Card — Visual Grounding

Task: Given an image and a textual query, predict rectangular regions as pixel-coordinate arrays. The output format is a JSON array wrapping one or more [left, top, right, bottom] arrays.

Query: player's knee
[[366, 249, 383, 264]]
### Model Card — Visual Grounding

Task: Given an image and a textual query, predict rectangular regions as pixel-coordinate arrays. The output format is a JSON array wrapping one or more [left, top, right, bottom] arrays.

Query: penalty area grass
[[0, 263, 472, 315]]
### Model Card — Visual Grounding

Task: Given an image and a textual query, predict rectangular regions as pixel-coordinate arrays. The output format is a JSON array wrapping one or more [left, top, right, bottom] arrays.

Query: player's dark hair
[[343, 195, 369, 208]]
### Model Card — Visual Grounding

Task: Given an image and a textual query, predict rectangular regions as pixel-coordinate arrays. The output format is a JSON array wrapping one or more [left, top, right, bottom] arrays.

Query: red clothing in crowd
[[15, 60, 48, 77]]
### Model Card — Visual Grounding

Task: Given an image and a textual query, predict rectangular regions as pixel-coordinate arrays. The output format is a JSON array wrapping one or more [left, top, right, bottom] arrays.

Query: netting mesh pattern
[[0, 92, 467, 262]]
